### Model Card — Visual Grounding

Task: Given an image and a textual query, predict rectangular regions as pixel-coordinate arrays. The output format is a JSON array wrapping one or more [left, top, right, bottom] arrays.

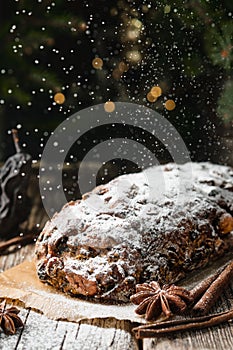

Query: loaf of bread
[[35, 162, 233, 302]]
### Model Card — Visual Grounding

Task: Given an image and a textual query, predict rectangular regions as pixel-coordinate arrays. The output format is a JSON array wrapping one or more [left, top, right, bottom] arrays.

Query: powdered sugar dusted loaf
[[35, 162, 233, 302]]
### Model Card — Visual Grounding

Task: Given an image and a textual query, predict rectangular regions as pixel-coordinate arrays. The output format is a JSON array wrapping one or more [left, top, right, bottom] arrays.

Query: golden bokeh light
[[164, 5, 171, 14], [165, 99, 176, 111], [118, 61, 129, 73], [104, 101, 115, 113], [151, 86, 162, 97], [54, 92, 65, 105], [126, 50, 142, 63], [92, 57, 103, 69], [146, 92, 157, 103], [127, 29, 140, 40], [131, 18, 143, 29]]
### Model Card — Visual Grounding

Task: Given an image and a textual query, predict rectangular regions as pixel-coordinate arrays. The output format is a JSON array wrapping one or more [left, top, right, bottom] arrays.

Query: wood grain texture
[[143, 284, 233, 350], [0, 244, 139, 350], [1, 244, 233, 349], [143, 322, 233, 350]]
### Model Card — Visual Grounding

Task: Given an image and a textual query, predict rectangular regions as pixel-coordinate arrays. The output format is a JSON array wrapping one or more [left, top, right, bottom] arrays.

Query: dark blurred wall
[[0, 1, 233, 165]]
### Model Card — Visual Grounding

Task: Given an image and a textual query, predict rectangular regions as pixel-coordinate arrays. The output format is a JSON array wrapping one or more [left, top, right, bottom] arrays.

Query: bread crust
[[35, 162, 233, 302]]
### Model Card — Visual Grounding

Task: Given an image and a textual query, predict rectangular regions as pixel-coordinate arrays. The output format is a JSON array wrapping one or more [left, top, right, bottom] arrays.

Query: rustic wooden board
[[143, 283, 233, 350], [0, 244, 139, 350], [143, 321, 233, 350], [0, 311, 139, 350], [1, 244, 233, 349]]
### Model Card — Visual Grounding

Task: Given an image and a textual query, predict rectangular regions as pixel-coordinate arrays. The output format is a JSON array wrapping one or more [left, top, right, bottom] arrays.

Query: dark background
[[1, 0, 233, 166]]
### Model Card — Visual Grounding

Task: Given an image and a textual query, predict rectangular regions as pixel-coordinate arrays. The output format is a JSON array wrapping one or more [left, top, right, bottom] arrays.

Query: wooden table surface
[[1, 244, 233, 350]]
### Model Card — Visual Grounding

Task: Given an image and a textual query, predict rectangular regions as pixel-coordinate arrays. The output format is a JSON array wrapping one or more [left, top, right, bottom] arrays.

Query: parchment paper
[[0, 260, 145, 323], [0, 252, 233, 324]]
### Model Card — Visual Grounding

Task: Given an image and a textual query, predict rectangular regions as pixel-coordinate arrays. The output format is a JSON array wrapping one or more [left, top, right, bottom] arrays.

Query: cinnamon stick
[[133, 308, 233, 338], [0, 233, 36, 254], [189, 263, 227, 301], [192, 261, 233, 314]]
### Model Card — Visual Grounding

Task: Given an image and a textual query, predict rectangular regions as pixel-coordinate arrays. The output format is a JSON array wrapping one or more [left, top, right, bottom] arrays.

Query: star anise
[[0, 300, 24, 335], [130, 281, 193, 321]]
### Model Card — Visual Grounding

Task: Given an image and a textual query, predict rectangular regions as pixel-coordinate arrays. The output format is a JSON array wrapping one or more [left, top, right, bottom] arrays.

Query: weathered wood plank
[[3, 243, 233, 350], [0, 308, 138, 350], [0, 244, 35, 272], [143, 322, 233, 350], [143, 284, 233, 350], [61, 318, 138, 350]]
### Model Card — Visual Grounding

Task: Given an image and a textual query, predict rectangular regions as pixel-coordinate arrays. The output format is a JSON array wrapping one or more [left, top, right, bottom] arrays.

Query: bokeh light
[[164, 99, 176, 111], [118, 61, 129, 73], [164, 5, 171, 14], [104, 101, 115, 112], [146, 92, 157, 103], [54, 92, 65, 105], [92, 57, 103, 70], [151, 86, 162, 98]]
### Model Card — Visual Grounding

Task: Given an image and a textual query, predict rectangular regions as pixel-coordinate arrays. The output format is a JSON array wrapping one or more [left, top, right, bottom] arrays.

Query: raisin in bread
[[35, 162, 233, 302]]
